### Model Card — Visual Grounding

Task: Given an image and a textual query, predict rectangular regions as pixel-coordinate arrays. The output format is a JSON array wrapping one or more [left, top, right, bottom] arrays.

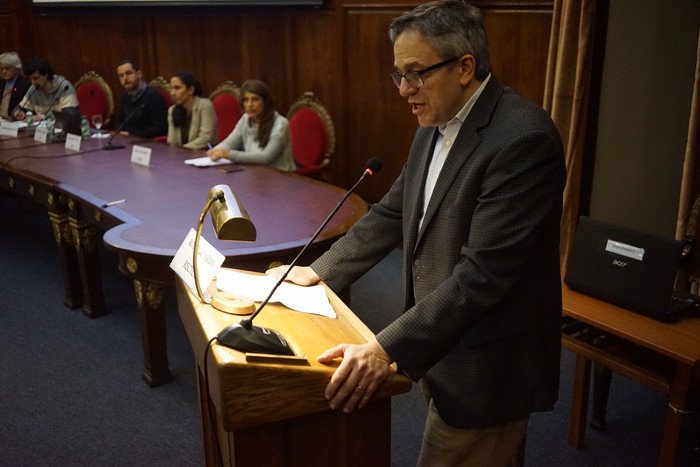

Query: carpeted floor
[[1, 194, 699, 466]]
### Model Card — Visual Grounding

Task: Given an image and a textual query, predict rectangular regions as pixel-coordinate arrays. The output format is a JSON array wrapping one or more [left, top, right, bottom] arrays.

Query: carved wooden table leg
[[47, 193, 83, 309], [69, 212, 107, 318], [134, 279, 173, 387], [62, 197, 107, 318]]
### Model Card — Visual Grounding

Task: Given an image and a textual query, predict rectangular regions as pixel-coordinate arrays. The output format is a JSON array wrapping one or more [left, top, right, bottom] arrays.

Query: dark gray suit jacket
[[312, 76, 566, 428]]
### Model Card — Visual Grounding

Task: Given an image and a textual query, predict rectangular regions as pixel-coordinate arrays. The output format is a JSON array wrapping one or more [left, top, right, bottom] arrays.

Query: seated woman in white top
[[167, 71, 218, 150], [207, 79, 295, 172]]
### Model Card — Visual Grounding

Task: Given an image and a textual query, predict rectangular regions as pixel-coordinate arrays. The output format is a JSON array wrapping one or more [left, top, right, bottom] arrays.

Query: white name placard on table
[[64, 133, 82, 152], [0, 120, 19, 137], [34, 126, 49, 143], [131, 145, 152, 167]]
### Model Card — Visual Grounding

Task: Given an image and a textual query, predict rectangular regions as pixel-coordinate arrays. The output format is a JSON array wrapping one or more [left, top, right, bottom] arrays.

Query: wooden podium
[[175, 273, 412, 467]]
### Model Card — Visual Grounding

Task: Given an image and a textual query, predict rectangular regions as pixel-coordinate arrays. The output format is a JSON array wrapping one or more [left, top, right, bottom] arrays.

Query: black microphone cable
[[0, 147, 104, 174]]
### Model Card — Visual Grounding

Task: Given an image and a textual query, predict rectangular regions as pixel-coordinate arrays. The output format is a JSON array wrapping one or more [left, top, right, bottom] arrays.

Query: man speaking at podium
[[269, 1, 566, 465]]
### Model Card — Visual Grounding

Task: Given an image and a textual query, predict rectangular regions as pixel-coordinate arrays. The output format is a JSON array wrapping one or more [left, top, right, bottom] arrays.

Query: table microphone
[[81, 89, 96, 103], [215, 157, 384, 356], [103, 103, 146, 150], [35, 84, 70, 127], [11, 85, 39, 118]]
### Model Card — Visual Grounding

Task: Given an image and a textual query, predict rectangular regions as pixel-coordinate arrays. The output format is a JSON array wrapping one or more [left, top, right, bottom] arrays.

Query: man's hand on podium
[[318, 339, 392, 413], [266, 265, 321, 286], [267, 264, 392, 412]]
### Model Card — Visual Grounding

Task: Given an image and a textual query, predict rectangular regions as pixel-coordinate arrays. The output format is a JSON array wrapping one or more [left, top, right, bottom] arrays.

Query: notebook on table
[[564, 216, 699, 322]]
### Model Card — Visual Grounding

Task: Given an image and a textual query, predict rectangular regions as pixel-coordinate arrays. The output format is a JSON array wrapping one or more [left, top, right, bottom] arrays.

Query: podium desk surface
[[176, 274, 412, 431]]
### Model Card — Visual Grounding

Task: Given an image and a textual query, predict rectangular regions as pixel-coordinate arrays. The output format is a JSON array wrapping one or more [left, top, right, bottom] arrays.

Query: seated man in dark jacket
[[115, 59, 168, 138]]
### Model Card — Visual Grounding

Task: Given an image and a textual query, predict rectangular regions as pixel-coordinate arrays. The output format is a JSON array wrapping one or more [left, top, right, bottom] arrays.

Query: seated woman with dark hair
[[166, 71, 218, 150], [207, 79, 294, 171]]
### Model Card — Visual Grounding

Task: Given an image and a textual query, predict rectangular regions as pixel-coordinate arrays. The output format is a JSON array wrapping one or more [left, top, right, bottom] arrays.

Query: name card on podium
[[170, 228, 225, 298]]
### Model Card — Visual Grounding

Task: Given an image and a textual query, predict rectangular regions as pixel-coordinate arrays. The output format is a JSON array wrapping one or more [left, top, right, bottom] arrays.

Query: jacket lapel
[[404, 127, 439, 253], [414, 77, 504, 247]]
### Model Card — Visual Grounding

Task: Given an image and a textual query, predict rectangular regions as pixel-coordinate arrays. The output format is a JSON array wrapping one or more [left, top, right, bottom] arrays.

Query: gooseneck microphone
[[215, 157, 384, 356], [35, 84, 70, 126], [11, 85, 39, 118], [103, 103, 146, 150]]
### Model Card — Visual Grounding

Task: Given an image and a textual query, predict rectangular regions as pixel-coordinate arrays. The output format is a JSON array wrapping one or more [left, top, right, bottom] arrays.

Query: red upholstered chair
[[149, 76, 173, 107], [149, 77, 171, 143], [287, 91, 335, 180], [75, 71, 114, 128], [209, 81, 243, 142]]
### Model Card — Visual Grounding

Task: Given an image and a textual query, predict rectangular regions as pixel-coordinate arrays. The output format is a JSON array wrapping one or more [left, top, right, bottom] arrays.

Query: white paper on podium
[[215, 269, 336, 319]]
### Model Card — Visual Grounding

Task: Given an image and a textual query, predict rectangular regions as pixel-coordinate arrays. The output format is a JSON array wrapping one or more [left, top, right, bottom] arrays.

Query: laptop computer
[[52, 109, 82, 139], [564, 216, 699, 322]]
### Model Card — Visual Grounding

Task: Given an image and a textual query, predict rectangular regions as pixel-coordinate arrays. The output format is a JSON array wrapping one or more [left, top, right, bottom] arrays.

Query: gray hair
[[388, 0, 491, 80], [0, 51, 23, 72]]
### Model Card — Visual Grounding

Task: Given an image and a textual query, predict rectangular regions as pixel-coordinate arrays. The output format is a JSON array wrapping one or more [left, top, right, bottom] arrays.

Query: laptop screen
[[53, 108, 82, 136], [564, 216, 683, 321]]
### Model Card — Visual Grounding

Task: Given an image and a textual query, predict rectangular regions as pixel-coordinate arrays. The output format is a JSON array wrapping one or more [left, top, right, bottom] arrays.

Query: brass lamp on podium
[[193, 184, 256, 314], [192, 184, 296, 357]]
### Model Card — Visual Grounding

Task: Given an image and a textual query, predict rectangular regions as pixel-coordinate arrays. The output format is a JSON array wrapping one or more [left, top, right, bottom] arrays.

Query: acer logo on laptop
[[612, 259, 628, 268]]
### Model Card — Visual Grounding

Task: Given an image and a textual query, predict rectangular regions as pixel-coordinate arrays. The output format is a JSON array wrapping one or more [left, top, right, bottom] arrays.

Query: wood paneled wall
[[1, 0, 553, 202]]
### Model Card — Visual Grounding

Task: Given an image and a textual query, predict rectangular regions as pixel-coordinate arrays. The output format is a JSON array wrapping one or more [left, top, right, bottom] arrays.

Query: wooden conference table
[[0, 132, 367, 386], [561, 282, 700, 466]]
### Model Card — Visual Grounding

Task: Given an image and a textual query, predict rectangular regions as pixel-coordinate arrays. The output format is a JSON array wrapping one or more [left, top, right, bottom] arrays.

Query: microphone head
[[365, 157, 383, 176]]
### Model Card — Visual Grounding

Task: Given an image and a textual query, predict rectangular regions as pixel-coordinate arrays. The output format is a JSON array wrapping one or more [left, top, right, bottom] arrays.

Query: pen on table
[[102, 199, 127, 208]]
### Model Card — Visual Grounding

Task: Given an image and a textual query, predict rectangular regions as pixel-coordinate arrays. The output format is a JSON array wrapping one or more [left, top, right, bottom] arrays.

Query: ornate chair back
[[287, 91, 335, 180], [75, 71, 115, 128], [149, 76, 173, 107], [209, 81, 243, 142]]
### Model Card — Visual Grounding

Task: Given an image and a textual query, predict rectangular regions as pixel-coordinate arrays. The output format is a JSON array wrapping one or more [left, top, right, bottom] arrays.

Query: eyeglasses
[[390, 56, 460, 89]]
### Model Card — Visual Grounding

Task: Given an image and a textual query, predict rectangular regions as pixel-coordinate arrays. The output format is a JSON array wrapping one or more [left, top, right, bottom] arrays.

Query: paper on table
[[215, 269, 336, 319], [184, 156, 233, 167]]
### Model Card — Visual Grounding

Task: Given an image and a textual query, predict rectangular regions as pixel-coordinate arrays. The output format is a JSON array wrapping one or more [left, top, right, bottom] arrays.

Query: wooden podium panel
[[176, 273, 412, 466]]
